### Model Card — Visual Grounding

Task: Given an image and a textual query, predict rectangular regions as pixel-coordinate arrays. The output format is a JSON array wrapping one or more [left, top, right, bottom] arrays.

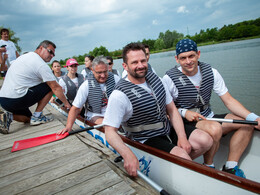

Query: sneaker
[[222, 165, 246, 178], [0, 106, 13, 134], [203, 163, 215, 169], [30, 113, 54, 126]]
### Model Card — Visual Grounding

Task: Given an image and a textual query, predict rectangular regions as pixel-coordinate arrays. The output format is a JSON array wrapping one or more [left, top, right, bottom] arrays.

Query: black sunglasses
[[108, 62, 113, 65], [45, 47, 55, 56]]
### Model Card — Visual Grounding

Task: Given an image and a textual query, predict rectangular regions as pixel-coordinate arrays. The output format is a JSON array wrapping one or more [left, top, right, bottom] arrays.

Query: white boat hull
[[49, 102, 260, 194]]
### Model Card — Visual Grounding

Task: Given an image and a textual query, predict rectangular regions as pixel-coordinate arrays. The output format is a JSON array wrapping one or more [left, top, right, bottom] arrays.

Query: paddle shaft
[[114, 156, 170, 195], [205, 118, 258, 125], [69, 124, 104, 135]]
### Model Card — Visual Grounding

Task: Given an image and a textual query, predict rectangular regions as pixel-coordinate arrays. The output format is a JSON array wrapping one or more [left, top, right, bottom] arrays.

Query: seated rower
[[103, 43, 213, 177], [106, 56, 121, 77], [59, 58, 84, 105], [58, 56, 120, 134], [51, 60, 65, 82], [121, 43, 156, 78], [81, 55, 94, 79], [50, 60, 66, 104], [163, 39, 260, 178]]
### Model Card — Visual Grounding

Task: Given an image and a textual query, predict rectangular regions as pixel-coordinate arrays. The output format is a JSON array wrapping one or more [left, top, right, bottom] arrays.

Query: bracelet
[[246, 113, 259, 121]]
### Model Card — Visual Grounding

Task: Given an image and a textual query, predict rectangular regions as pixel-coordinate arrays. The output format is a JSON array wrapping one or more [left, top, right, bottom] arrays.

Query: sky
[[0, 0, 259, 61]]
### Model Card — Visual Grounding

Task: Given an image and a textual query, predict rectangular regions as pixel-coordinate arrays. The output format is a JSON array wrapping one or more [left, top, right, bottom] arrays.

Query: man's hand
[[185, 110, 206, 122], [255, 117, 260, 130], [177, 137, 192, 154], [123, 152, 140, 177], [64, 102, 71, 110], [57, 126, 72, 135]]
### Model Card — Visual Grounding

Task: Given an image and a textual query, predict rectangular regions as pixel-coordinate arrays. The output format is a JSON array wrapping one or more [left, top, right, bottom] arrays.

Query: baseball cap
[[65, 58, 79, 67]]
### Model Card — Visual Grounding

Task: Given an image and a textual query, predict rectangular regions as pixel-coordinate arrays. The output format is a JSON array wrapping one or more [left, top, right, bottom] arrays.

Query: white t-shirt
[[72, 74, 120, 120], [162, 66, 228, 117], [103, 78, 172, 129], [0, 40, 17, 64], [121, 67, 157, 78], [0, 52, 56, 98], [59, 77, 80, 95]]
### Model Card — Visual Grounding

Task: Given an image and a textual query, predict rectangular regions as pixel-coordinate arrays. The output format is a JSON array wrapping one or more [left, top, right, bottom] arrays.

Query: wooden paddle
[[205, 118, 258, 125], [11, 124, 104, 152], [114, 156, 170, 195]]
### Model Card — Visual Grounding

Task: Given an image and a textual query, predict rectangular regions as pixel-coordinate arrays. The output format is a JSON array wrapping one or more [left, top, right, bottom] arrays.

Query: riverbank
[[149, 35, 260, 55]]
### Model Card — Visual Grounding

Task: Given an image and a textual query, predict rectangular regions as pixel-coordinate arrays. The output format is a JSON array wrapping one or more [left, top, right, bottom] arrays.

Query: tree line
[[1, 17, 260, 66]]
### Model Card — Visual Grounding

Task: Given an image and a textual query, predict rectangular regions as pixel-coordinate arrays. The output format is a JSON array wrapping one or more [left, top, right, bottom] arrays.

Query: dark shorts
[[0, 71, 7, 77], [182, 113, 228, 130], [144, 126, 195, 153], [0, 83, 51, 117]]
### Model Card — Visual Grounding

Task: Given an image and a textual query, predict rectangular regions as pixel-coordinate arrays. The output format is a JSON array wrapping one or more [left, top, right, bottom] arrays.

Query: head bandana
[[176, 39, 197, 56]]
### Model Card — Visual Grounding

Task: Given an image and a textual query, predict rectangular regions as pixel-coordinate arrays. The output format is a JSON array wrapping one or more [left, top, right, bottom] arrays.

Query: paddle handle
[[114, 156, 170, 195], [205, 118, 258, 125], [69, 124, 104, 135]]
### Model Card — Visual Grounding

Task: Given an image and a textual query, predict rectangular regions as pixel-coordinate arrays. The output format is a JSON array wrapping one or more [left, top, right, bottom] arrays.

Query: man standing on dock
[[0, 40, 71, 134], [163, 38, 260, 178], [103, 42, 213, 176]]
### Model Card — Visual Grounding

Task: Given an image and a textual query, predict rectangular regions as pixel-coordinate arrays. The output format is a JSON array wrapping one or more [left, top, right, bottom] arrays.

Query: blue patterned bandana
[[176, 39, 197, 56]]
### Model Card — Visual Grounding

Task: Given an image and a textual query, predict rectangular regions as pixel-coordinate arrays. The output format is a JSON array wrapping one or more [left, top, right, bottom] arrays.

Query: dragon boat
[[49, 102, 260, 195]]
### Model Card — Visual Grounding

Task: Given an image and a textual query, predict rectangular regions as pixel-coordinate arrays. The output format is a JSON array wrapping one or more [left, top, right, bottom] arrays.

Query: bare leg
[[222, 114, 254, 162], [13, 115, 30, 123], [170, 146, 192, 160], [196, 121, 222, 164], [90, 116, 104, 125], [188, 129, 213, 159], [35, 91, 53, 112]]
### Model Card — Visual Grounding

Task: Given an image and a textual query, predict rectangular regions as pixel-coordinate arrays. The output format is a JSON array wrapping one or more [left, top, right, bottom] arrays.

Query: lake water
[[76, 38, 260, 114]]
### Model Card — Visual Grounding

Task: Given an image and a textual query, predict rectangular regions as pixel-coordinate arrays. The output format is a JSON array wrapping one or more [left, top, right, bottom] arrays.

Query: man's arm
[[105, 125, 139, 176], [46, 80, 71, 109], [166, 101, 191, 154], [220, 92, 260, 129], [16, 51, 19, 58]]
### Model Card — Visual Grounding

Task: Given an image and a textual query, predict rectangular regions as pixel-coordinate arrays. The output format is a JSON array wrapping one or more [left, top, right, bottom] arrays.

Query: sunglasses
[[108, 62, 113, 65], [45, 47, 55, 56]]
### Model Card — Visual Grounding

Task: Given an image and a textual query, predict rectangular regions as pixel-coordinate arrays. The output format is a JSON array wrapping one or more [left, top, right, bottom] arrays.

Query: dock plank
[[0, 136, 88, 177], [55, 170, 124, 195], [0, 102, 157, 195], [0, 151, 102, 194]]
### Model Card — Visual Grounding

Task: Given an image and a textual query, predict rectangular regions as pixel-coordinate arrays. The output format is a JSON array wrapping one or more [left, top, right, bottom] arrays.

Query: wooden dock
[[0, 89, 158, 194]]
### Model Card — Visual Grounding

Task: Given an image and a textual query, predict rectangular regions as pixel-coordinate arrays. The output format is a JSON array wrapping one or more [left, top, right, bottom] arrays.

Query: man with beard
[[103, 43, 213, 176]]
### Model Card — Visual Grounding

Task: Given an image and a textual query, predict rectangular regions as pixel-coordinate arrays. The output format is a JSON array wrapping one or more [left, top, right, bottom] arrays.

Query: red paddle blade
[[11, 132, 69, 152]]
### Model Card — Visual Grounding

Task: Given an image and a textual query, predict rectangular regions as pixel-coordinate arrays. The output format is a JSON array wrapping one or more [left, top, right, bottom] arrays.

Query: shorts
[[182, 113, 228, 130], [144, 126, 195, 153], [0, 83, 51, 117], [0, 71, 7, 77]]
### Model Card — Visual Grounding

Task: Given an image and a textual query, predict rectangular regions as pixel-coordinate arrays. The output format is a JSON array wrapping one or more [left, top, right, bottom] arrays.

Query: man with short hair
[[0, 40, 71, 134], [163, 38, 260, 178], [0, 28, 19, 65], [121, 43, 156, 78], [103, 43, 213, 177], [58, 56, 120, 134], [106, 56, 120, 77]]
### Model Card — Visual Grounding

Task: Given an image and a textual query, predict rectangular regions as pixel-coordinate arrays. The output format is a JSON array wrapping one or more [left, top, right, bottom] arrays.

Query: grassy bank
[[149, 35, 260, 55]]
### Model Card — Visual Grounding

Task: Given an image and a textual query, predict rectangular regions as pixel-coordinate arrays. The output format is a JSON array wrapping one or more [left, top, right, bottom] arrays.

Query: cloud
[[177, 6, 189, 13], [205, 0, 230, 8], [152, 20, 158, 25]]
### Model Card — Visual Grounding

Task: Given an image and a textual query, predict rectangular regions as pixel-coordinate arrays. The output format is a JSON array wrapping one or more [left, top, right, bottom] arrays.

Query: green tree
[[154, 38, 165, 50]]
